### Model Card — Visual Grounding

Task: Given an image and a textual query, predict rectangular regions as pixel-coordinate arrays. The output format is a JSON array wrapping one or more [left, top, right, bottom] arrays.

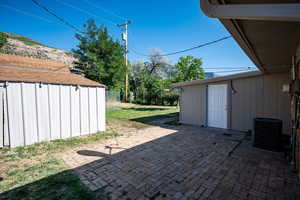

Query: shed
[[173, 70, 290, 135], [0, 54, 106, 147]]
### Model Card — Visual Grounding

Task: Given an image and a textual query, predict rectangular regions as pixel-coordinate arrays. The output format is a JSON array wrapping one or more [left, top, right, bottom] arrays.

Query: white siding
[[97, 88, 106, 131], [0, 86, 4, 147], [80, 87, 90, 135], [0, 85, 8, 147], [36, 84, 51, 142], [49, 85, 61, 140], [3, 86, 9, 146], [89, 88, 98, 133], [71, 86, 81, 137], [60, 85, 71, 139], [2, 82, 106, 147], [6, 83, 24, 147], [22, 83, 38, 145]]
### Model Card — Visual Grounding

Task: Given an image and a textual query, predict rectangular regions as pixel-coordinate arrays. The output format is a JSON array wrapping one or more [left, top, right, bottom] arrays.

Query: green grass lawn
[[0, 104, 178, 200], [107, 105, 178, 128]]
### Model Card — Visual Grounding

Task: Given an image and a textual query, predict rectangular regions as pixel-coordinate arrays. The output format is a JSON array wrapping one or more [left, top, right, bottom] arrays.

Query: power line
[[130, 36, 232, 57], [203, 67, 254, 70], [0, 4, 63, 26], [31, 0, 84, 34], [82, 0, 128, 21], [162, 36, 232, 56], [206, 69, 256, 73], [53, 0, 117, 26]]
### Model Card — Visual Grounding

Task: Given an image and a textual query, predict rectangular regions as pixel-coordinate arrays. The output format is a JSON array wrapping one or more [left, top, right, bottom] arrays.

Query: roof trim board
[[172, 70, 262, 87], [200, 0, 300, 22]]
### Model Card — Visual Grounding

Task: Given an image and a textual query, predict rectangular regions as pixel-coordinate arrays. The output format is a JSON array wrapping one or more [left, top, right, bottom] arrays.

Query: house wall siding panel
[[262, 73, 290, 133], [231, 76, 264, 131], [179, 85, 207, 126]]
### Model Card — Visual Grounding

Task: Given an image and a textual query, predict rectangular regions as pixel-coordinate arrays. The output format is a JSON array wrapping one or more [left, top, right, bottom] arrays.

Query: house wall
[[179, 72, 291, 134], [1, 82, 106, 147], [231, 73, 290, 133], [179, 85, 207, 126]]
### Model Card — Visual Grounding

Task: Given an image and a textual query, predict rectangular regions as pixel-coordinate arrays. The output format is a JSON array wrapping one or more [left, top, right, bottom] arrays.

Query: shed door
[[207, 84, 228, 129]]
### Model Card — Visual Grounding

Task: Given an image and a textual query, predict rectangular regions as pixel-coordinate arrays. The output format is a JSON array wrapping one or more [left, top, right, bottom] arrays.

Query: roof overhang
[[200, 0, 300, 73], [201, 1, 300, 22], [172, 70, 262, 88]]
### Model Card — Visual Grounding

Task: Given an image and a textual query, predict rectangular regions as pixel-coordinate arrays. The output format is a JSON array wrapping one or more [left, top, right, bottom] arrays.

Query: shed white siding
[[7, 83, 25, 147], [60, 85, 71, 139], [71, 86, 81, 137], [22, 83, 38, 146], [1, 82, 105, 147], [0, 84, 9, 147], [49, 85, 61, 140], [97, 87, 106, 131], [36, 83, 51, 142], [80, 87, 90, 135]]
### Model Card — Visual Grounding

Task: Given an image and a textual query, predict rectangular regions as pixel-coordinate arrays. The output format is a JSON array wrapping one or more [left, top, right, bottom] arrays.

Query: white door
[[207, 84, 228, 129]]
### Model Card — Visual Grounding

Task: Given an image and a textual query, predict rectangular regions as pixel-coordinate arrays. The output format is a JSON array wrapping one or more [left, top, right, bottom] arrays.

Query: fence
[[106, 90, 121, 108]]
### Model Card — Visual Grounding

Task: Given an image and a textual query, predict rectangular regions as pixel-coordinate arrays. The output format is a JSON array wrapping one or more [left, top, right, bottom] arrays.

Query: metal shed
[[173, 71, 291, 135], [0, 54, 106, 147]]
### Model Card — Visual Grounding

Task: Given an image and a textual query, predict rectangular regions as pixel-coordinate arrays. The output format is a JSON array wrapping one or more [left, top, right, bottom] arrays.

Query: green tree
[[173, 56, 205, 82], [129, 50, 178, 105], [0, 32, 8, 52], [72, 19, 125, 89]]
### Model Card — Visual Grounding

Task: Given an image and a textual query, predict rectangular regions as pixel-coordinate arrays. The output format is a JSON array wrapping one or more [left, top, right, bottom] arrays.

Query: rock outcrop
[[2, 33, 76, 67]]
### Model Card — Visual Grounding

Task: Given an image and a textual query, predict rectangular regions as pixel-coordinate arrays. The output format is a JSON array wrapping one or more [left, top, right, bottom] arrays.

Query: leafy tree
[[129, 50, 178, 105], [72, 19, 125, 89], [144, 49, 172, 79], [0, 32, 8, 52], [173, 56, 205, 82]]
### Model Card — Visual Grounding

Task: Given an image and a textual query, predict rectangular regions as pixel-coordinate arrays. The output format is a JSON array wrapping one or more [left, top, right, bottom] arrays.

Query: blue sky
[[0, 0, 256, 73]]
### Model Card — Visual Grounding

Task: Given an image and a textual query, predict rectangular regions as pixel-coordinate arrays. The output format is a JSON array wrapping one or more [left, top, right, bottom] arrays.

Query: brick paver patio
[[63, 123, 300, 200]]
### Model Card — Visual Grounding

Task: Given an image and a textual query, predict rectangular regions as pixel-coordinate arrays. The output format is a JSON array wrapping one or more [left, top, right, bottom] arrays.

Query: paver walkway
[[62, 122, 300, 200]]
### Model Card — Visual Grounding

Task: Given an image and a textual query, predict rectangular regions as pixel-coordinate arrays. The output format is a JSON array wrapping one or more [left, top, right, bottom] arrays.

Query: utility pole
[[118, 20, 132, 102]]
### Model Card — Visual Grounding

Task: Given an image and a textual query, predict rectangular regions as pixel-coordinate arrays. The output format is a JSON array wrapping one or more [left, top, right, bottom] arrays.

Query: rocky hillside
[[0, 32, 76, 67]]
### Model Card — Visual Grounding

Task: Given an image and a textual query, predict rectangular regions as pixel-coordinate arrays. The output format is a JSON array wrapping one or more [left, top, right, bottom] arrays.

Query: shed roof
[[0, 53, 70, 72], [172, 70, 262, 87], [0, 54, 105, 87]]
